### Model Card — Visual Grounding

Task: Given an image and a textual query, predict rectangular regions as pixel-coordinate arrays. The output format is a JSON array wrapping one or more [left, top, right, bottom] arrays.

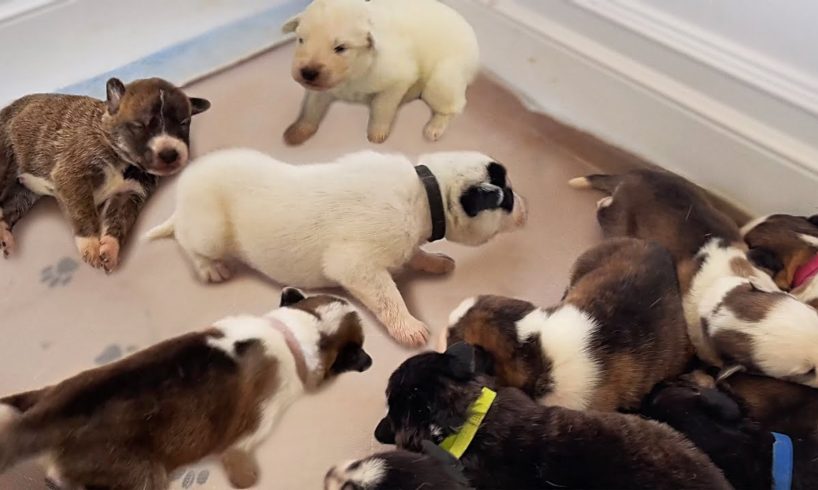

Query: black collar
[[415, 165, 446, 242]]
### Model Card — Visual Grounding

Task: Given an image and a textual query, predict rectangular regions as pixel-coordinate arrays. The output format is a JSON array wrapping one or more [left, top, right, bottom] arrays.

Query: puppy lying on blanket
[[439, 237, 691, 411], [0, 288, 371, 490], [374, 343, 731, 490], [642, 377, 818, 490], [570, 169, 818, 387], [742, 213, 818, 309], [147, 149, 527, 347], [282, 0, 478, 144]]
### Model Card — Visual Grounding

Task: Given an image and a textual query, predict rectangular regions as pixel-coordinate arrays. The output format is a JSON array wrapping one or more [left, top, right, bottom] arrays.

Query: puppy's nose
[[300, 67, 320, 82], [158, 149, 179, 164]]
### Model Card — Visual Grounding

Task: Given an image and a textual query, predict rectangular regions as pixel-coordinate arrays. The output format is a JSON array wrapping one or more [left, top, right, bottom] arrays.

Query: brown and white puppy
[[0, 77, 210, 270], [570, 169, 818, 388], [439, 238, 691, 411], [374, 345, 731, 490], [742, 213, 818, 309], [0, 288, 371, 490]]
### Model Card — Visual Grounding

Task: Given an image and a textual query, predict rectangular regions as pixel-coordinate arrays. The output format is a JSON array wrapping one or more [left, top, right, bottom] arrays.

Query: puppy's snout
[[512, 193, 529, 227], [158, 148, 179, 164], [357, 351, 373, 372], [300, 66, 321, 82]]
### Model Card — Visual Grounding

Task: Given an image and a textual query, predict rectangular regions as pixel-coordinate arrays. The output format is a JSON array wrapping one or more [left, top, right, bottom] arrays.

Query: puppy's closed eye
[[334, 44, 348, 54]]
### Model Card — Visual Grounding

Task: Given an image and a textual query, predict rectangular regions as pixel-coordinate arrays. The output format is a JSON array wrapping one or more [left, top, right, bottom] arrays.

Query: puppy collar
[[772, 432, 793, 490], [415, 165, 446, 242], [439, 387, 496, 459], [792, 254, 818, 289], [267, 317, 310, 386]]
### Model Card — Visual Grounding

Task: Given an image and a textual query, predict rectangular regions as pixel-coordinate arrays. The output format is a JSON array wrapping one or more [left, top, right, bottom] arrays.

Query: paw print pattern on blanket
[[40, 257, 79, 287], [94, 343, 138, 365], [171, 466, 211, 488]]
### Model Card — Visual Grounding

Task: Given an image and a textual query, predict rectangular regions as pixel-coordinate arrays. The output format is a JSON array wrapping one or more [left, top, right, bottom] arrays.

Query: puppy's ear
[[487, 162, 507, 188], [444, 342, 493, 379], [374, 417, 395, 444], [189, 97, 211, 116], [746, 247, 783, 275], [282, 14, 300, 34], [807, 215, 818, 228], [280, 287, 306, 307], [106, 78, 126, 115], [330, 344, 373, 374], [460, 184, 505, 217]]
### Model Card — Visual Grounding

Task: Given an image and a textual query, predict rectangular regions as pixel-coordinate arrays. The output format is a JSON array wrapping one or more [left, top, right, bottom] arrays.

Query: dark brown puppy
[[375, 345, 731, 490], [440, 238, 691, 411], [570, 169, 818, 388], [0, 288, 371, 490], [0, 78, 210, 270], [742, 213, 818, 309]]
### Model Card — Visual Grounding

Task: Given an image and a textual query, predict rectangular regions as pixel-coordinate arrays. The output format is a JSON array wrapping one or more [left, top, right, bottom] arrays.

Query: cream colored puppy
[[146, 149, 527, 347], [282, 0, 479, 145]]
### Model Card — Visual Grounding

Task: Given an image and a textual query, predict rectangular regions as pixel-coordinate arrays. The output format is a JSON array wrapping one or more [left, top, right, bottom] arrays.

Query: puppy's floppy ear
[[374, 417, 395, 444], [460, 184, 505, 218], [746, 247, 784, 274], [444, 342, 492, 379], [106, 77, 126, 115], [282, 14, 300, 34], [280, 287, 306, 307], [807, 215, 818, 228], [189, 97, 211, 116]]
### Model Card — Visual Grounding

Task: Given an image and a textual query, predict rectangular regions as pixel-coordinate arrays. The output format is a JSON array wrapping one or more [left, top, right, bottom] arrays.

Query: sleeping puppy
[[742, 213, 818, 309], [642, 377, 818, 490], [0, 77, 209, 270], [440, 237, 691, 411], [325, 442, 471, 490], [282, 0, 478, 144], [570, 169, 818, 388], [146, 149, 527, 347], [0, 288, 371, 490], [374, 344, 732, 490]]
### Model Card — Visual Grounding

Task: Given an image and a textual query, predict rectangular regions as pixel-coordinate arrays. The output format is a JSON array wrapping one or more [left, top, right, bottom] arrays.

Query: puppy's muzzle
[[146, 135, 190, 176]]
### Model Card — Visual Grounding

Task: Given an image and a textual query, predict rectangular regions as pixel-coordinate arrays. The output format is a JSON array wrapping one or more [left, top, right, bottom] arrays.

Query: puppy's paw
[[0, 222, 15, 258], [388, 318, 430, 348], [367, 125, 391, 144], [194, 259, 232, 283], [423, 114, 452, 142], [222, 449, 259, 489], [99, 235, 120, 273], [75, 236, 101, 268], [284, 122, 317, 146], [410, 252, 456, 275]]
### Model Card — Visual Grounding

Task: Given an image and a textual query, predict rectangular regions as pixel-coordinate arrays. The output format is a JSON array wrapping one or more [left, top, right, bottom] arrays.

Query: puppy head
[[279, 287, 372, 382], [419, 152, 528, 246], [103, 77, 210, 176], [375, 342, 490, 452], [283, 0, 376, 91], [742, 214, 818, 289]]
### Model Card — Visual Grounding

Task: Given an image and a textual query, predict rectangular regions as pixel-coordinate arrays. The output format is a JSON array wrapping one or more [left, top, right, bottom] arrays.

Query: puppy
[[146, 149, 527, 347], [282, 0, 479, 144], [0, 78, 210, 270], [570, 169, 818, 387], [441, 237, 691, 411], [374, 344, 731, 490], [0, 288, 371, 490], [325, 442, 471, 490], [742, 213, 818, 308], [642, 378, 818, 490]]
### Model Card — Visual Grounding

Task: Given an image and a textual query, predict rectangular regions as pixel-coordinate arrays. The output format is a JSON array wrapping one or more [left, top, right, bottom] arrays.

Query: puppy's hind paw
[[0, 223, 15, 258], [284, 122, 317, 146], [423, 114, 453, 142], [99, 235, 120, 273], [194, 258, 232, 283], [388, 318, 430, 348], [75, 236, 101, 268], [367, 125, 391, 144]]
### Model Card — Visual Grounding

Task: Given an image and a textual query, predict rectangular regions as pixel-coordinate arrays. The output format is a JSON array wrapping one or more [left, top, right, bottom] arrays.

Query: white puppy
[[282, 0, 479, 145], [146, 149, 528, 347]]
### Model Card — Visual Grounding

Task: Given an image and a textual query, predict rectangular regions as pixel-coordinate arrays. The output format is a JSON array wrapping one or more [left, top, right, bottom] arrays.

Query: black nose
[[357, 352, 373, 372], [158, 149, 179, 164], [300, 67, 320, 82], [375, 418, 395, 444]]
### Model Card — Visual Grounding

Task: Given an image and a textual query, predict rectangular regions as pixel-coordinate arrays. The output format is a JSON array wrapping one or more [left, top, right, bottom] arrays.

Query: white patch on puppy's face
[[419, 151, 528, 246], [285, 0, 376, 91], [146, 134, 189, 176], [325, 458, 386, 490], [740, 214, 771, 236]]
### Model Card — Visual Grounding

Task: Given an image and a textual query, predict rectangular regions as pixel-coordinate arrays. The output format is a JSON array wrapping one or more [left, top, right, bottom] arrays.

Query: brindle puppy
[[0, 77, 210, 271]]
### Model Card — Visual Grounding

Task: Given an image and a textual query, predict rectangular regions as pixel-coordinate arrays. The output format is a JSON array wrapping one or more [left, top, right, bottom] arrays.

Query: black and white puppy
[[642, 377, 818, 490], [374, 344, 731, 490]]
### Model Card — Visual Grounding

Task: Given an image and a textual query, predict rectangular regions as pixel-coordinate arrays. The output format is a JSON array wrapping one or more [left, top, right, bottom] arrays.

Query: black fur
[[747, 247, 785, 276], [375, 348, 731, 490], [808, 215, 818, 228], [329, 342, 372, 374], [459, 162, 514, 217], [280, 287, 306, 307]]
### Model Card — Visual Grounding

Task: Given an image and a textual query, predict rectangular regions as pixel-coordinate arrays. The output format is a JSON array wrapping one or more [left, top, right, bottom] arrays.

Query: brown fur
[[711, 330, 756, 370], [0, 78, 209, 269], [719, 282, 787, 322]]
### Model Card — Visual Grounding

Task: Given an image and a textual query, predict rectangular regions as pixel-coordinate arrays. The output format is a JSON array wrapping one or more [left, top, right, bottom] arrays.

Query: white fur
[[794, 275, 818, 305], [147, 134, 189, 173], [799, 233, 818, 248], [283, 0, 479, 143], [146, 148, 526, 346], [325, 458, 386, 490], [739, 214, 771, 236], [516, 306, 601, 410], [448, 297, 477, 327]]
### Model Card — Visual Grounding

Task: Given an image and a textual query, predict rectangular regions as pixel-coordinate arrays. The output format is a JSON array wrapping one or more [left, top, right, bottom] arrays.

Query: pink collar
[[793, 254, 818, 289], [267, 317, 310, 387]]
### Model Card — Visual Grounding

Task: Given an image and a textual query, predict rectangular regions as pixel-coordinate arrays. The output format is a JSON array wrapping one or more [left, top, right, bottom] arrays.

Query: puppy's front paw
[[423, 114, 453, 142], [99, 235, 120, 273], [425, 253, 456, 275], [75, 236, 101, 268], [367, 125, 391, 144], [0, 222, 15, 258], [283, 122, 317, 146], [194, 259, 232, 283], [222, 449, 259, 489], [388, 317, 430, 348]]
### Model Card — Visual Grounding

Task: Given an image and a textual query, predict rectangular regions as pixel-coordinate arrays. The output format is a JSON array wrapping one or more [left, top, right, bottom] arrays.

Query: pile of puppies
[[1, 0, 817, 488]]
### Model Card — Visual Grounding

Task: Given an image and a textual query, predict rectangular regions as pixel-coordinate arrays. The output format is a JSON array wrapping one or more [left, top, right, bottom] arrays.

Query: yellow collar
[[439, 387, 497, 459]]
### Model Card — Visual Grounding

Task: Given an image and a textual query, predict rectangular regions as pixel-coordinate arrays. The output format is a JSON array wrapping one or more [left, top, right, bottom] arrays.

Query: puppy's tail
[[144, 214, 176, 240], [568, 174, 622, 194]]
